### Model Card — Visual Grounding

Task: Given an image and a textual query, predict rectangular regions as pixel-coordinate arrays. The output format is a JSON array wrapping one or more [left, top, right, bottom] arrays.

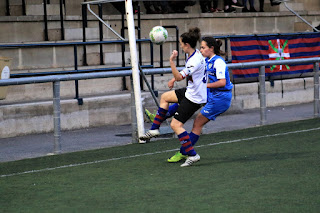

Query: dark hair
[[202, 37, 225, 56], [180, 27, 201, 49]]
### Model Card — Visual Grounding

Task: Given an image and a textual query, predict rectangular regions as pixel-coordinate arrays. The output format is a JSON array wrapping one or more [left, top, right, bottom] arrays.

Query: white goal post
[[82, 0, 145, 142]]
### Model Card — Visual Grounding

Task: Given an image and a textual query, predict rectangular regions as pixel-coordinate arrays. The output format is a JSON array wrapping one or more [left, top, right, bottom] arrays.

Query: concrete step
[[64, 28, 100, 41], [26, 4, 63, 16], [0, 92, 133, 138], [279, 2, 304, 12], [8, 5, 23, 16], [294, 17, 320, 32], [8, 0, 22, 6]]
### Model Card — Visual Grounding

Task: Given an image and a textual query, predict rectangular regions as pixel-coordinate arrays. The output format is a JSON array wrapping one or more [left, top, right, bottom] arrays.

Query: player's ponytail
[[180, 27, 201, 48], [202, 37, 225, 56]]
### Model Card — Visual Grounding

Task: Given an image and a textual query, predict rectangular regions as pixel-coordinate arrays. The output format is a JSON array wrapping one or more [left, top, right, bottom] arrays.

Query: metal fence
[[0, 57, 319, 154]]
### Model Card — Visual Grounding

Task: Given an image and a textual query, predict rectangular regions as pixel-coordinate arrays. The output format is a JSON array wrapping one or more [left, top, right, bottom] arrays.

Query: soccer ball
[[149, 26, 168, 45]]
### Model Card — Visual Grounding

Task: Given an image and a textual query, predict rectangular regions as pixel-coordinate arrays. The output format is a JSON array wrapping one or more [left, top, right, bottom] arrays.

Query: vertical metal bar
[[6, 0, 10, 16], [22, 0, 26, 15], [59, 0, 65, 40], [137, 3, 142, 65], [314, 62, 319, 117], [121, 12, 126, 90], [43, 0, 49, 41], [53, 81, 62, 154], [150, 42, 154, 90], [137, 3, 143, 90], [130, 76, 138, 144], [259, 65, 267, 125], [82, 4, 88, 66], [176, 27, 179, 66], [160, 45, 163, 68], [225, 38, 229, 62], [98, 3, 104, 65], [74, 45, 79, 100]]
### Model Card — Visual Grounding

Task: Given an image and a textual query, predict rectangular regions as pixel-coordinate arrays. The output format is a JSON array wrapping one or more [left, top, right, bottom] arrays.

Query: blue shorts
[[200, 91, 232, 121]]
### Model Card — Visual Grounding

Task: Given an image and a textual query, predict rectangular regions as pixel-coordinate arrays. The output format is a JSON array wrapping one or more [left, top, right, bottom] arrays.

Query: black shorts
[[174, 88, 202, 124]]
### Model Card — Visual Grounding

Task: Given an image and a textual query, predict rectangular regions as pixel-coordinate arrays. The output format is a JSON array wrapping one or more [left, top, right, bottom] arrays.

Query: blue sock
[[189, 132, 200, 146], [178, 131, 197, 156], [166, 103, 179, 118], [150, 107, 167, 130], [180, 132, 199, 155]]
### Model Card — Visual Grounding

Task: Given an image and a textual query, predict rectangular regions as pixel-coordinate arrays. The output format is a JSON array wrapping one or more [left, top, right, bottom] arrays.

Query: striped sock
[[180, 131, 199, 155], [178, 131, 196, 156], [189, 132, 200, 146], [150, 107, 168, 130]]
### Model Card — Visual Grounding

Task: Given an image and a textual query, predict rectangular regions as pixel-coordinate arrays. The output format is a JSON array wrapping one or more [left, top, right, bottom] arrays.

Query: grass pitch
[[1, 118, 320, 212]]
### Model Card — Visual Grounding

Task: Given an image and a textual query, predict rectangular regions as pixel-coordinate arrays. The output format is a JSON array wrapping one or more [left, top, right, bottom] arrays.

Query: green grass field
[[1, 118, 320, 212]]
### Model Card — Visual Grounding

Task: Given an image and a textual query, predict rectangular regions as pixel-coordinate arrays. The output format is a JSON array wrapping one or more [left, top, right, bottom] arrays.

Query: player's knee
[[170, 119, 182, 131]]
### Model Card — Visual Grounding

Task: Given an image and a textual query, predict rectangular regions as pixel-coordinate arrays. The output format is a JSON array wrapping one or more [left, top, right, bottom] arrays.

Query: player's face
[[179, 38, 189, 53], [200, 41, 214, 58]]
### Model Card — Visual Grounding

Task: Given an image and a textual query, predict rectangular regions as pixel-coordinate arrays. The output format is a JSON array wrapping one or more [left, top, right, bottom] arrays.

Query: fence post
[[43, 0, 49, 41], [259, 66, 267, 125], [6, 0, 10, 16], [314, 62, 319, 117], [59, 0, 65, 40], [130, 76, 138, 143], [53, 81, 62, 154]]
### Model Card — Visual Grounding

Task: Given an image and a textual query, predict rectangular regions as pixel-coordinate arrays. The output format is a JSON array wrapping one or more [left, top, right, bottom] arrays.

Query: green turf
[[1, 118, 320, 212]]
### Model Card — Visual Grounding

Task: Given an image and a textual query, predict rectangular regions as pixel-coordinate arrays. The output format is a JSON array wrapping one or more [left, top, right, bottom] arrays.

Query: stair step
[[26, 4, 63, 16], [64, 28, 100, 41], [279, 2, 304, 12], [8, 0, 22, 6], [8, 5, 23, 16]]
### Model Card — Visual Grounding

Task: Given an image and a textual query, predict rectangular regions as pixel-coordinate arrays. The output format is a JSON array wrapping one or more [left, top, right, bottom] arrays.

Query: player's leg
[[140, 90, 178, 140], [168, 98, 201, 163], [145, 103, 179, 123], [170, 98, 202, 166], [177, 113, 209, 159], [171, 118, 198, 157]]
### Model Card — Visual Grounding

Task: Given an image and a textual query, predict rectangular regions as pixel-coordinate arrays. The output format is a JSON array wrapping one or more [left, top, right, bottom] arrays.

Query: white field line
[[1, 127, 319, 178]]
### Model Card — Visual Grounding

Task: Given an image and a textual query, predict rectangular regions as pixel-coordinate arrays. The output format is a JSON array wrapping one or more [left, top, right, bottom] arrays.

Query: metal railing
[[0, 39, 154, 104], [0, 57, 319, 154]]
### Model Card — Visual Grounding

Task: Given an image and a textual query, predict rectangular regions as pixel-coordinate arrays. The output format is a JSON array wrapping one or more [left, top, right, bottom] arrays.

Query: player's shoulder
[[213, 56, 226, 65], [188, 50, 204, 64]]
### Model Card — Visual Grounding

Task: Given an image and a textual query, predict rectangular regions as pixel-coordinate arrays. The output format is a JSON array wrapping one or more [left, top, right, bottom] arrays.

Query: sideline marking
[[1, 127, 319, 178]]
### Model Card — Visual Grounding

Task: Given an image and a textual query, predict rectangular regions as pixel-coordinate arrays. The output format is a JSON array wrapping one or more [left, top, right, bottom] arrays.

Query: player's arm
[[207, 59, 227, 88], [170, 50, 184, 81], [168, 77, 176, 90], [207, 79, 226, 88]]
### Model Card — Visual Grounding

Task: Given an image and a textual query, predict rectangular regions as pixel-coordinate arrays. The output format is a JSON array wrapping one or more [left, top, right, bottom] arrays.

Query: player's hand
[[168, 81, 174, 90], [170, 50, 178, 61], [168, 78, 175, 90]]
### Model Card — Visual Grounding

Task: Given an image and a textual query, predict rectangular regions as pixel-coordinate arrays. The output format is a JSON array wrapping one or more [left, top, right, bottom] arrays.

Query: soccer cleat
[[145, 109, 156, 123], [139, 129, 160, 140], [180, 154, 200, 167], [167, 152, 187, 163]]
